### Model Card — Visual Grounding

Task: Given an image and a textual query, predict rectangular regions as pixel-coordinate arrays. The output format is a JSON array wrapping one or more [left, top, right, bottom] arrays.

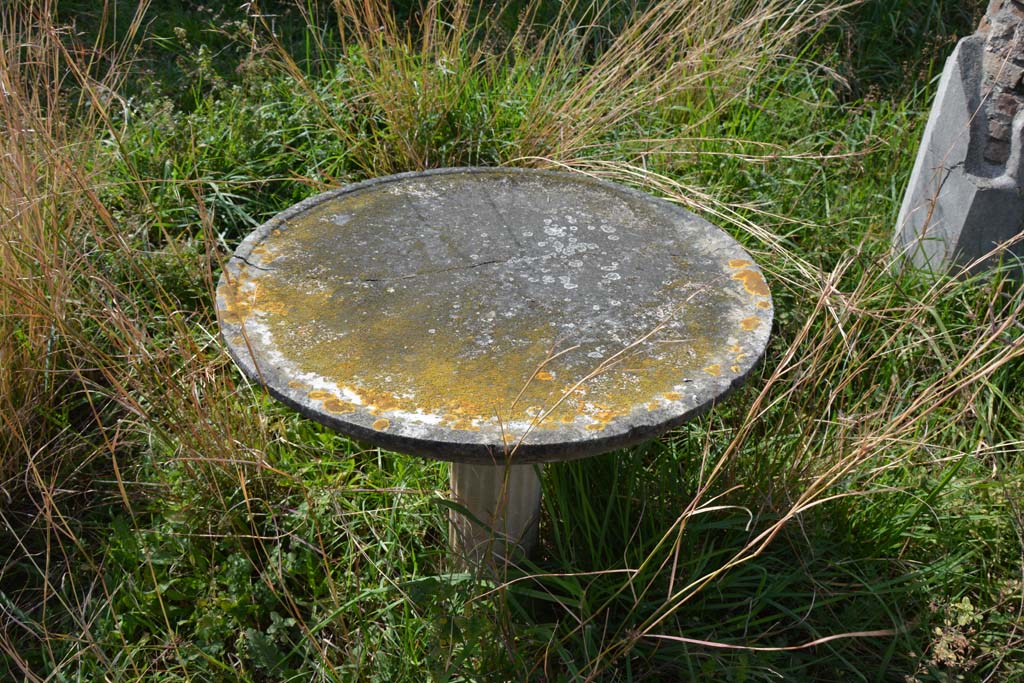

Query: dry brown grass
[[259, 0, 847, 174], [0, 6, 282, 675], [0, 0, 104, 486]]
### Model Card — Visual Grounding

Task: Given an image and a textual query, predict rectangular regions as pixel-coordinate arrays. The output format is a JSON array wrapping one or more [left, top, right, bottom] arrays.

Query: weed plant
[[2, 0, 1023, 681]]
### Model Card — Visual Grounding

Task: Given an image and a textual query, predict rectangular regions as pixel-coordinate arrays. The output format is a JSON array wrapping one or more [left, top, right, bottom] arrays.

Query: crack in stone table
[[216, 167, 772, 564]]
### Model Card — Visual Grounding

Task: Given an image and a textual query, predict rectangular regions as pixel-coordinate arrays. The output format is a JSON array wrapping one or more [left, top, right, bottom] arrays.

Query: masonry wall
[[978, 0, 1024, 165]]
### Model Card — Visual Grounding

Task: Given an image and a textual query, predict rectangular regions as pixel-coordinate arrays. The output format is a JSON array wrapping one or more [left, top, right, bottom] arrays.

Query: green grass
[[3, 0, 1024, 681]]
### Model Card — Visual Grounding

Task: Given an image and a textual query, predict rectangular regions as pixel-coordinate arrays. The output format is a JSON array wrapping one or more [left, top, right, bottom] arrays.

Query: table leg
[[449, 462, 542, 564]]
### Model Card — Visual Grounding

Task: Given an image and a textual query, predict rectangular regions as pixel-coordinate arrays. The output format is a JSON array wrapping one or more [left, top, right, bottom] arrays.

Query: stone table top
[[216, 168, 772, 464]]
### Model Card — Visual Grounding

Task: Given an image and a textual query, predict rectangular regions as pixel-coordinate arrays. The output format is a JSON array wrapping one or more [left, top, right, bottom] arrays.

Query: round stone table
[[216, 168, 772, 563]]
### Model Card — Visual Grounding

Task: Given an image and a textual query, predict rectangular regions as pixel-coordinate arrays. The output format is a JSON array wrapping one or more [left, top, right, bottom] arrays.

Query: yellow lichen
[[732, 269, 770, 297], [324, 398, 356, 414], [741, 317, 761, 331], [217, 282, 253, 325], [255, 300, 288, 315], [308, 389, 334, 401]]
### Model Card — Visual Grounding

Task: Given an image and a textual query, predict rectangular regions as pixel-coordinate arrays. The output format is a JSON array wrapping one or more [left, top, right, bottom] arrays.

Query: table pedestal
[[449, 462, 542, 564]]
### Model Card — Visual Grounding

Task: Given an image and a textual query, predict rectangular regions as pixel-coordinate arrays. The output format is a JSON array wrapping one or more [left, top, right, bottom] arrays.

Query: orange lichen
[[731, 365, 741, 373], [757, 300, 771, 310], [662, 392, 682, 401], [250, 245, 276, 263], [255, 300, 288, 315], [732, 269, 770, 297], [741, 316, 761, 331], [308, 389, 334, 401], [217, 283, 253, 325], [440, 409, 483, 431], [704, 364, 721, 377], [221, 256, 741, 433], [563, 385, 587, 397], [584, 405, 626, 431], [324, 398, 356, 414], [372, 418, 390, 430], [728, 259, 753, 269], [288, 380, 309, 390], [358, 386, 404, 413]]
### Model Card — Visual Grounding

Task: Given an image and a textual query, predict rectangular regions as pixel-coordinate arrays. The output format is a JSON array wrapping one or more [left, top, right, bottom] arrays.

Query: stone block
[[982, 50, 1024, 89], [895, 36, 1024, 273]]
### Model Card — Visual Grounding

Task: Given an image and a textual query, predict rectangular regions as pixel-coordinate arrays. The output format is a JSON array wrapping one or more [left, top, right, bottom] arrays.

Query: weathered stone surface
[[896, 35, 1024, 272], [217, 168, 772, 464], [977, 0, 1024, 36], [980, 0, 1024, 164]]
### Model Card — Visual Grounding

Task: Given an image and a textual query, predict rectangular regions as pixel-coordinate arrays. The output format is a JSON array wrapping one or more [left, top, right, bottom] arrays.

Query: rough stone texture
[[895, 23, 1024, 272], [217, 168, 772, 464], [978, 1, 1024, 164]]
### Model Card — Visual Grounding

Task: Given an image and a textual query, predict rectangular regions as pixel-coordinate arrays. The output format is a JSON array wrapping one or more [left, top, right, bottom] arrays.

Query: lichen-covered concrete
[[217, 168, 773, 463]]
